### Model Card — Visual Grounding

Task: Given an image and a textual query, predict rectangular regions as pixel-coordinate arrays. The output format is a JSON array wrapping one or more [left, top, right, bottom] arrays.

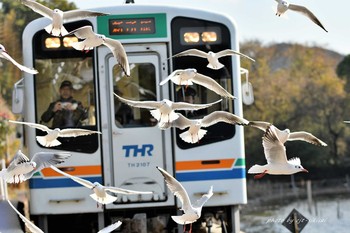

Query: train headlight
[[183, 32, 200, 43], [201, 31, 217, 42], [63, 37, 78, 48], [45, 37, 61, 48]]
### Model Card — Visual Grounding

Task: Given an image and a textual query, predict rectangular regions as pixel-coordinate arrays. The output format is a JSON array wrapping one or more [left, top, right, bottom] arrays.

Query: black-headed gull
[[68, 26, 130, 77], [7, 199, 44, 233], [248, 125, 309, 179], [98, 221, 122, 233], [0, 44, 38, 74], [160, 68, 236, 99], [274, 0, 328, 32], [170, 48, 255, 70], [161, 111, 249, 143], [114, 93, 222, 124], [50, 166, 153, 207], [8, 120, 101, 147], [156, 166, 213, 233], [21, 0, 108, 36], [248, 121, 327, 146], [0, 149, 71, 184]]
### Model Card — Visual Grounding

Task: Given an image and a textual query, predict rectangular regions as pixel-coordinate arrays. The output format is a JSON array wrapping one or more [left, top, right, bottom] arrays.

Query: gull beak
[[302, 168, 309, 173]]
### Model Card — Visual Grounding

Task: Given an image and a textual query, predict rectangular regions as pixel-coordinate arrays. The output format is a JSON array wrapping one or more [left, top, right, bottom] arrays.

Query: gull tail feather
[[90, 193, 117, 205], [36, 136, 61, 147], [171, 215, 196, 225], [207, 62, 224, 70], [248, 165, 266, 174], [180, 129, 207, 143]]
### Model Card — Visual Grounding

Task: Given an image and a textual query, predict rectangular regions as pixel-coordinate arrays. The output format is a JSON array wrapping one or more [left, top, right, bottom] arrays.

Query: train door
[[98, 43, 174, 209]]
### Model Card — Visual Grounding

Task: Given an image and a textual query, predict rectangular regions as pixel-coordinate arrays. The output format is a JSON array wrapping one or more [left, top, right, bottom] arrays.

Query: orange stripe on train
[[176, 159, 235, 171], [41, 165, 102, 177]]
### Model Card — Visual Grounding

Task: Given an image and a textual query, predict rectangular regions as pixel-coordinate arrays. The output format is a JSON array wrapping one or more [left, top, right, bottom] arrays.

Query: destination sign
[[109, 18, 156, 35]]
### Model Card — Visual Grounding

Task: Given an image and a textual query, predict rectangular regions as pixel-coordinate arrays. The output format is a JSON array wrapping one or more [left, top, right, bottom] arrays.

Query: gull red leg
[[254, 170, 268, 179]]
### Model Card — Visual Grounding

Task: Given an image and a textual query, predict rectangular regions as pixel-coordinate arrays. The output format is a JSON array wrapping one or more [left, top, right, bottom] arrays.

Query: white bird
[[114, 93, 222, 124], [156, 166, 213, 233], [21, 0, 109, 37], [170, 48, 255, 70], [248, 121, 327, 146], [248, 125, 309, 179], [7, 199, 44, 233], [274, 0, 328, 32], [161, 111, 249, 143], [344, 121, 350, 124], [160, 68, 236, 99], [68, 25, 130, 76], [0, 149, 71, 184], [98, 221, 122, 233], [8, 120, 101, 147], [0, 44, 38, 74], [50, 166, 153, 207]]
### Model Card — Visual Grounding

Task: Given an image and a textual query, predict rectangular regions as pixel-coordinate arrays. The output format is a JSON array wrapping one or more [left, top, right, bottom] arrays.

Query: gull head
[[288, 158, 308, 173], [0, 44, 6, 53], [207, 51, 215, 57], [91, 182, 100, 190], [30, 161, 37, 170]]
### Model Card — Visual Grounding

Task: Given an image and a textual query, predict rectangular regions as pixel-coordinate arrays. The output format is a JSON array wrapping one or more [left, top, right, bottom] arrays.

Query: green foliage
[[241, 41, 349, 168]]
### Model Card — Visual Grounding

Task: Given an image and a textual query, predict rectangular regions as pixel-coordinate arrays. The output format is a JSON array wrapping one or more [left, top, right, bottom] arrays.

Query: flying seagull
[[68, 25, 130, 76], [248, 125, 309, 179], [8, 120, 101, 147], [7, 199, 44, 233], [160, 68, 236, 99], [0, 149, 71, 184], [21, 0, 109, 36], [274, 0, 328, 32], [170, 48, 255, 70], [50, 166, 153, 207], [114, 93, 222, 124], [98, 221, 122, 233], [0, 44, 38, 74], [248, 121, 327, 146], [161, 111, 249, 143], [156, 166, 213, 233]]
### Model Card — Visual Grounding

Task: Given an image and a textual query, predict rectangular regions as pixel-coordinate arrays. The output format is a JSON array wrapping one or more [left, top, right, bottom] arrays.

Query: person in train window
[[41, 80, 88, 128]]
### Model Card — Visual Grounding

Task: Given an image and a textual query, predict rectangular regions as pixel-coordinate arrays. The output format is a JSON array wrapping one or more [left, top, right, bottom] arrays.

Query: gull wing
[[172, 99, 222, 111], [98, 221, 122, 233], [58, 128, 101, 138], [21, 0, 53, 19], [104, 186, 152, 195], [262, 125, 288, 164], [156, 167, 192, 213], [63, 10, 109, 22], [7, 150, 30, 171], [103, 38, 130, 76], [192, 73, 235, 99], [192, 186, 213, 209], [167, 113, 193, 129], [50, 165, 94, 189], [68, 25, 96, 39], [248, 121, 271, 131], [9, 120, 50, 133], [24, 152, 71, 180], [114, 93, 161, 109], [7, 200, 44, 233], [0, 51, 38, 74], [288, 131, 327, 146], [288, 4, 328, 32], [201, 111, 249, 128], [171, 49, 208, 59], [159, 69, 184, 86], [215, 49, 255, 62]]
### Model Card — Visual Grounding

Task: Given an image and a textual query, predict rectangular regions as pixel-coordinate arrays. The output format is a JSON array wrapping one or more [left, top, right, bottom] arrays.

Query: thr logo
[[122, 144, 154, 157]]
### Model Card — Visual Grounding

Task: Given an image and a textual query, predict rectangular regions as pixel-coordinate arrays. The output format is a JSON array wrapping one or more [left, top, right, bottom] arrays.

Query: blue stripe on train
[[176, 168, 246, 182], [29, 176, 103, 189]]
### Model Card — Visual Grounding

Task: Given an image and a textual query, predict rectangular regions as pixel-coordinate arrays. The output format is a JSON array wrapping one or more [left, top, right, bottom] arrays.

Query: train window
[[171, 16, 235, 149], [33, 49, 98, 153], [113, 63, 157, 128]]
